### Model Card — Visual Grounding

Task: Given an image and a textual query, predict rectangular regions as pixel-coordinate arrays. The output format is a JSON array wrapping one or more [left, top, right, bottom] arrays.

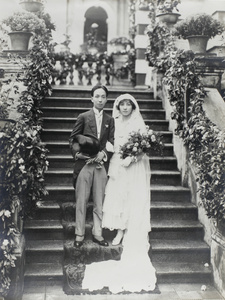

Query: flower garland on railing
[[51, 1, 137, 86], [145, 21, 225, 223], [52, 47, 137, 86], [0, 11, 55, 297]]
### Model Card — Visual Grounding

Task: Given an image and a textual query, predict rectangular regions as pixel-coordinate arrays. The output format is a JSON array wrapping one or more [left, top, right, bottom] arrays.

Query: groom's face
[[91, 88, 107, 111]]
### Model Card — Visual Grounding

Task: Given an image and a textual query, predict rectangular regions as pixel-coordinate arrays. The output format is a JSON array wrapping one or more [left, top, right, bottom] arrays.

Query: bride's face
[[119, 100, 133, 117]]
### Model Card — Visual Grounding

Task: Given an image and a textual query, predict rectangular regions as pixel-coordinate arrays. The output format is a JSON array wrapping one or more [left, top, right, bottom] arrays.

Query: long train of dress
[[82, 114, 157, 293], [82, 157, 156, 293], [82, 236, 156, 294]]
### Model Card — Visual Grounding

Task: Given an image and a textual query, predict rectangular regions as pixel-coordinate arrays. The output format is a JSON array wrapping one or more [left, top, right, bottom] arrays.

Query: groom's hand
[[76, 152, 90, 160], [95, 151, 105, 163], [86, 151, 105, 165]]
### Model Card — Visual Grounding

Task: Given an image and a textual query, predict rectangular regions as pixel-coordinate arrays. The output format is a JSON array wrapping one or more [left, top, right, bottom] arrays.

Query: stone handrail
[[51, 52, 114, 86], [161, 76, 225, 299]]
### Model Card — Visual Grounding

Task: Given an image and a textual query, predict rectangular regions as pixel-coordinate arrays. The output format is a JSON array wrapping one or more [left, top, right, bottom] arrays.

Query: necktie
[[95, 111, 102, 139]]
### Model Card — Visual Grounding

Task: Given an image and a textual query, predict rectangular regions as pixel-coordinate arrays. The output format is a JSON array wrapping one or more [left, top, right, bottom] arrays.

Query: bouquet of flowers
[[120, 125, 164, 159]]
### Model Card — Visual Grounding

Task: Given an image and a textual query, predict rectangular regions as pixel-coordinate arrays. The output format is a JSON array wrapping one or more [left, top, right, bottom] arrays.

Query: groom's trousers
[[75, 163, 107, 238]]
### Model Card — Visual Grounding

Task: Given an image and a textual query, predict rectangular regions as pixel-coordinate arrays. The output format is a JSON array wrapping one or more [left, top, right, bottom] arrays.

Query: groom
[[69, 84, 114, 248]]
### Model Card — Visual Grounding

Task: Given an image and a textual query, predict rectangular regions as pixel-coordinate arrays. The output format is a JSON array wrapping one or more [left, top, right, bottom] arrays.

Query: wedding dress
[[82, 94, 157, 293]]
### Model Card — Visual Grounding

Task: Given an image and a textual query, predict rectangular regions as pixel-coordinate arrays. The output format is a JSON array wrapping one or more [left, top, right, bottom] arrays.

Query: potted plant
[[155, 0, 181, 24], [174, 13, 225, 53], [1, 11, 45, 51], [19, 0, 44, 12], [108, 37, 132, 53], [138, 0, 152, 11]]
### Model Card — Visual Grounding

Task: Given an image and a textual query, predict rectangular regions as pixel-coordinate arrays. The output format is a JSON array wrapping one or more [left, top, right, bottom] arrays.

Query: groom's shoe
[[74, 240, 83, 248], [74, 235, 84, 248], [92, 236, 109, 247]]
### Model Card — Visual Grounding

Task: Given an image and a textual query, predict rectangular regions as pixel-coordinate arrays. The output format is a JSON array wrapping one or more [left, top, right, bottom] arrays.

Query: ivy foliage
[[0, 10, 55, 297], [145, 21, 225, 222]]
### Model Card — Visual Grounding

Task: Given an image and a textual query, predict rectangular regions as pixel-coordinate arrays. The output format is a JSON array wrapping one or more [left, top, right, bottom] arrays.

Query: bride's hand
[[136, 152, 144, 161], [121, 156, 132, 167]]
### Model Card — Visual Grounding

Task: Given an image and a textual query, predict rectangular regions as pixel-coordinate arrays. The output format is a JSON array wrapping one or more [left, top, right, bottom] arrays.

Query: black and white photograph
[[0, 0, 225, 299]]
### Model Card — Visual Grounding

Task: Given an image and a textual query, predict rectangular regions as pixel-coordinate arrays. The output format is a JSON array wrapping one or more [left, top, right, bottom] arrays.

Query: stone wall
[[161, 83, 225, 297], [5, 236, 25, 300]]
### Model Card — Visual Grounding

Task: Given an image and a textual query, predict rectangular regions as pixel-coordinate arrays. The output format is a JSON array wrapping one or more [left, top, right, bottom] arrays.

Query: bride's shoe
[[112, 230, 124, 246]]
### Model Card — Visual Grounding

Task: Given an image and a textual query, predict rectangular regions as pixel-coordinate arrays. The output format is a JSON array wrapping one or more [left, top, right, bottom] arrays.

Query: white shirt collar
[[93, 107, 103, 116]]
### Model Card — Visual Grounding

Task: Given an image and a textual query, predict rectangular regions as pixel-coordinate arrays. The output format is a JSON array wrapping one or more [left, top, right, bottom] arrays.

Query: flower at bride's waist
[[119, 126, 164, 159]]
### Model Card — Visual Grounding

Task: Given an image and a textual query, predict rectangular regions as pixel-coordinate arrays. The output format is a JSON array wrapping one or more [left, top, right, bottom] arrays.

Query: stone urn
[[156, 12, 180, 25], [19, 1, 43, 12], [187, 35, 209, 54], [8, 31, 33, 51]]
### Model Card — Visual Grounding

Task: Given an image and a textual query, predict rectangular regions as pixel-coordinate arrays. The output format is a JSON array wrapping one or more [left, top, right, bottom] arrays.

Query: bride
[[82, 93, 157, 294]]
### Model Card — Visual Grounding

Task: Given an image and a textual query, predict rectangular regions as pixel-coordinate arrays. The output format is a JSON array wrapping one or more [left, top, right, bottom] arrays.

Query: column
[[134, 7, 150, 87]]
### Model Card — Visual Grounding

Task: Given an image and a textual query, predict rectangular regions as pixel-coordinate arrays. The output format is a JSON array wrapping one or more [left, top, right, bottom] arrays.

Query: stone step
[[24, 262, 63, 282], [155, 262, 212, 284], [25, 240, 210, 283], [43, 96, 163, 109], [150, 220, 204, 240], [25, 240, 64, 264], [45, 185, 191, 203], [62, 262, 211, 294], [34, 201, 62, 220], [151, 202, 198, 221], [47, 155, 177, 170], [42, 128, 172, 143], [62, 220, 204, 241], [23, 279, 62, 294], [45, 169, 181, 186], [42, 117, 169, 131], [151, 239, 210, 264], [33, 200, 197, 222], [24, 262, 211, 287], [24, 218, 203, 242], [51, 86, 155, 99], [63, 238, 210, 265], [44, 141, 173, 156], [42, 107, 166, 119], [61, 201, 198, 222], [24, 220, 63, 240]]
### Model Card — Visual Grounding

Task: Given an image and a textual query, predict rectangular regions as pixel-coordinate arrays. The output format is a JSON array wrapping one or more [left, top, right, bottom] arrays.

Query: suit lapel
[[100, 112, 108, 140], [88, 109, 97, 137]]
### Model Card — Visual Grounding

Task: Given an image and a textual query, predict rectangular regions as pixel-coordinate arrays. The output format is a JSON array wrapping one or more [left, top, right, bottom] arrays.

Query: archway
[[84, 6, 108, 52]]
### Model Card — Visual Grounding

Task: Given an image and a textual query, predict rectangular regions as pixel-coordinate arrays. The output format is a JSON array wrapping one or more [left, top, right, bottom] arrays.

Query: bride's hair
[[113, 93, 143, 121], [116, 99, 136, 111]]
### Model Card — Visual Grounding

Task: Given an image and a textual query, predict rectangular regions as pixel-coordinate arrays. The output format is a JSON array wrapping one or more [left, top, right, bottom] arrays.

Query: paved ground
[[22, 284, 224, 300]]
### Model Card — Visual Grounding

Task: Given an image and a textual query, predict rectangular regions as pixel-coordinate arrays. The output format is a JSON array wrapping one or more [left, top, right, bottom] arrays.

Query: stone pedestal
[[211, 226, 225, 299], [195, 56, 225, 91], [5, 235, 25, 300], [0, 51, 28, 78], [207, 46, 225, 57], [0, 51, 27, 120]]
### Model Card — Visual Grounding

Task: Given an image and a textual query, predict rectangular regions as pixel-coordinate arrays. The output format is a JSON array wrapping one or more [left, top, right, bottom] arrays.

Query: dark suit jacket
[[69, 108, 115, 186]]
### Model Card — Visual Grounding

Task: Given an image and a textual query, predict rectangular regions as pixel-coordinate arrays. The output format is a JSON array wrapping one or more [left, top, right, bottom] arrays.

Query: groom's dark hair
[[91, 84, 109, 97]]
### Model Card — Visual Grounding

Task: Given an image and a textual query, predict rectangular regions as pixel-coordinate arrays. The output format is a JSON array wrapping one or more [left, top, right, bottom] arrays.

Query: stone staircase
[[23, 86, 212, 292]]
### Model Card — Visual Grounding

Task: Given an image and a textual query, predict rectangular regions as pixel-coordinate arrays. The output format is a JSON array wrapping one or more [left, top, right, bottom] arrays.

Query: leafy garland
[[145, 21, 225, 222], [127, 0, 136, 86], [0, 11, 55, 297], [51, 1, 137, 87]]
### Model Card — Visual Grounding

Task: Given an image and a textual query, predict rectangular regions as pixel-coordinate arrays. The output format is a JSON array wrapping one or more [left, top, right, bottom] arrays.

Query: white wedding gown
[[82, 99, 157, 293]]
